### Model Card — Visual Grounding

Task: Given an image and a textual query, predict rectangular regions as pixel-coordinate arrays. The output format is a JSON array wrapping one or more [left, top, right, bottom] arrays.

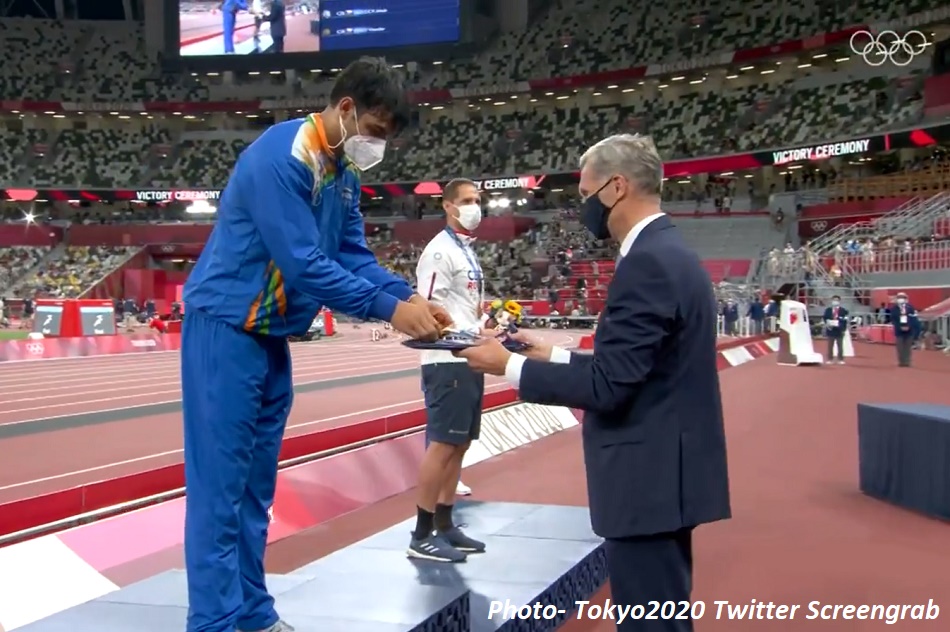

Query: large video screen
[[179, 0, 460, 57]]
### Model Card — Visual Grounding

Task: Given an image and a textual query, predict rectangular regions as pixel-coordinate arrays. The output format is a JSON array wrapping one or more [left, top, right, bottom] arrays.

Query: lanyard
[[444, 227, 483, 301]]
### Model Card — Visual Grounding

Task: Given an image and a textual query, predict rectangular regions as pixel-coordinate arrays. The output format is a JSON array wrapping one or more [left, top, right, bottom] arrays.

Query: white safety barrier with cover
[[842, 327, 856, 357], [776, 300, 823, 366]]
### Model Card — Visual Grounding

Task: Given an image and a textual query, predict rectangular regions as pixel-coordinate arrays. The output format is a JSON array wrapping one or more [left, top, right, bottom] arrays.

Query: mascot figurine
[[486, 299, 524, 334]]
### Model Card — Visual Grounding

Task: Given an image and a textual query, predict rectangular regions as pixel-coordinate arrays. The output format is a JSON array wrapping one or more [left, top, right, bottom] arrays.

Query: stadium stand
[[0, 0, 948, 327], [0, 0, 941, 187], [15, 246, 137, 298], [0, 246, 49, 291]]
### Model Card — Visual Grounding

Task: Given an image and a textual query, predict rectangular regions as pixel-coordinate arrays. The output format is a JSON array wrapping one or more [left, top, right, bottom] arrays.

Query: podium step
[[16, 502, 604, 632]]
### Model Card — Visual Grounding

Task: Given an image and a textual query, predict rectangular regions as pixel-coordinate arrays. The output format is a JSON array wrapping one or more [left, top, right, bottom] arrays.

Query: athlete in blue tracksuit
[[221, 0, 247, 54], [180, 58, 445, 632]]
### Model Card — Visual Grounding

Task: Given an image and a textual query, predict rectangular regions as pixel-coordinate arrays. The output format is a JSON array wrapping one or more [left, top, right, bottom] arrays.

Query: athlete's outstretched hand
[[409, 294, 453, 330], [391, 301, 441, 342]]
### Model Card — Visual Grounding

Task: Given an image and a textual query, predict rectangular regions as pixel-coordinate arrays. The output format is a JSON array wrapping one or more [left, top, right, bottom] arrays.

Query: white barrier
[[717, 315, 764, 338], [463, 403, 578, 468]]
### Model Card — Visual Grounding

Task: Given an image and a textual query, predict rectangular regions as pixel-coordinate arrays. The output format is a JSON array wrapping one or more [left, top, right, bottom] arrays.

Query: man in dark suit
[[889, 292, 919, 367], [459, 134, 731, 631], [822, 295, 848, 364], [268, 0, 285, 53]]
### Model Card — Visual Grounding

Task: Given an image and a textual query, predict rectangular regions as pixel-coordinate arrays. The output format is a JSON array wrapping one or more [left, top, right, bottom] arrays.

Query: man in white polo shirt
[[408, 178, 487, 563]]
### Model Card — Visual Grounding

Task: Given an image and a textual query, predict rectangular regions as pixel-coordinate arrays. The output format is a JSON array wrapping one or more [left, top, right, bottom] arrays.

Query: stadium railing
[[832, 240, 950, 275]]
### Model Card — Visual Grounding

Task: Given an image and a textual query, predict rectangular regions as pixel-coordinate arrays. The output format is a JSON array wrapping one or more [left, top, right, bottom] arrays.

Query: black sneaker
[[440, 526, 486, 553], [407, 531, 467, 563]]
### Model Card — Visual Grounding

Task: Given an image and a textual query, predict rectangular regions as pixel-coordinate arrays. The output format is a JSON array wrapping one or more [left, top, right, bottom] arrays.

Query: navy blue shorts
[[421, 363, 484, 445]]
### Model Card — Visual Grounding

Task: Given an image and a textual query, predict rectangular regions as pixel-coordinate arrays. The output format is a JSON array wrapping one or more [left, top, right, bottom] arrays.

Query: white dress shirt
[[503, 213, 666, 387], [415, 228, 484, 365]]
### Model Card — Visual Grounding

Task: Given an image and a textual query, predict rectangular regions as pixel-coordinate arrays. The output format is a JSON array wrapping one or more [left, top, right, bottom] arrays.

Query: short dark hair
[[832, 295, 841, 300], [443, 178, 477, 203], [329, 57, 411, 136]]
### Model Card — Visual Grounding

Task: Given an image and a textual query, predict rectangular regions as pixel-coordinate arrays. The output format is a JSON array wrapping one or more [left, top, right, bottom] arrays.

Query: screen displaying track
[[178, 0, 460, 57]]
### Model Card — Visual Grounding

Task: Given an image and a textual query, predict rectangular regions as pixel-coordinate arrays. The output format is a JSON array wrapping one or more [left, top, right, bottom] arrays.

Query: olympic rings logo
[[849, 30, 928, 67], [810, 221, 828, 232]]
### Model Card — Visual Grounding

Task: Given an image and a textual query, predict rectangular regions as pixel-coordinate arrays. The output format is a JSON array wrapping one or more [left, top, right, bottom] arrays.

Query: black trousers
[[605, 528, 694, 631]]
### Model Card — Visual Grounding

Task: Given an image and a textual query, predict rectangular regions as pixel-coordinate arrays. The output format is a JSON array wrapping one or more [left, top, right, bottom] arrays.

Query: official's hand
[[409, 294, 454, 330], [508, 330, 553, 362], [391, 301, 441, 342], [455, 337, 511, 376]]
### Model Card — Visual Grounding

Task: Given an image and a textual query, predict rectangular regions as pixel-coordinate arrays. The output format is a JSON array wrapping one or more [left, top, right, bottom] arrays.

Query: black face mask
[[581, 179, 620, 240]]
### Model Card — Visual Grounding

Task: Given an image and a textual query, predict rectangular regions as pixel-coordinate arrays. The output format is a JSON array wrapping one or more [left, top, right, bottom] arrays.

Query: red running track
[[0, 331, 580, 507]]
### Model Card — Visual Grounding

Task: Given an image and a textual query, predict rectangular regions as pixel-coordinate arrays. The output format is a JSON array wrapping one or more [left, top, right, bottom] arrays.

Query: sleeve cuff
[[550, 346, 572, 364], [367, 291, 400, 323], [392, 282, 415, 302], [504, 353, 527, 388]]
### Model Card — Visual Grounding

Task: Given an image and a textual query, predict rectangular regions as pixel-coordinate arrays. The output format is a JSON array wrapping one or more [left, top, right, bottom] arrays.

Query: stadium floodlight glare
[[185, 200, 217, 215]]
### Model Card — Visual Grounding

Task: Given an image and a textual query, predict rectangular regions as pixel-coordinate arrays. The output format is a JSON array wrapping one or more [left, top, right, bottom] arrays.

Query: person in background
[[889, 292, 919, 367], [877, 302, 890, 324], [267, 0, 285, 53], [763, 297, 779, 333], [221, 0, 248, 54], [458, 134, 730, 632], [251, 0, 264, 51], [746, 297, 764, 334], [149, 314, 167, 334], [721, 298, 739, 335], [410, 177, 487, 563], [122, 297, 137, 329], [822, 295, 848, 365]]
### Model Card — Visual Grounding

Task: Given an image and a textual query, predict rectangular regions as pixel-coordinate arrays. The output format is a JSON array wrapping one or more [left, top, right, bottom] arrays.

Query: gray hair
[[579, 134, 663, 196]]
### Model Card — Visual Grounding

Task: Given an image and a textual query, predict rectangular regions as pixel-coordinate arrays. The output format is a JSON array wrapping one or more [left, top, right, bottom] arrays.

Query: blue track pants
[[181, 309, 292, 632], [223, 13, 236, 53]]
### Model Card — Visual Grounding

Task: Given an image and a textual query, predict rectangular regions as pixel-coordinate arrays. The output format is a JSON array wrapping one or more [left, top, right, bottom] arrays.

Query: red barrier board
[[0, 333, 182, 362], [857, 325, 897, 345], [0, 388, 519, 539]]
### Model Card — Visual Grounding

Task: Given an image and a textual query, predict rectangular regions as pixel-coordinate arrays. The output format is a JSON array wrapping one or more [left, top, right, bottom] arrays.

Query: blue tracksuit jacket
[[183, 114, 413, 336]]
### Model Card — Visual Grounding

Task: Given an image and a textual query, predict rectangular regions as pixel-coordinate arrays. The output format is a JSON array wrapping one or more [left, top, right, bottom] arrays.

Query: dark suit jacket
[[822, 306, 849, 335], [269, 0, 285, 38], [889, 304, 919, 337], [519, 215, 731, 539]]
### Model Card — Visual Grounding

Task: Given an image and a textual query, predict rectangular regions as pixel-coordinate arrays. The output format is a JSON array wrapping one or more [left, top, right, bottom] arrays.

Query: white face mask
[[344, 135, 386, 171], [455, 203, 482, 231], [831, 301, 840, 307], [897, 298, 907, 305], [335, 107, 387, 171]]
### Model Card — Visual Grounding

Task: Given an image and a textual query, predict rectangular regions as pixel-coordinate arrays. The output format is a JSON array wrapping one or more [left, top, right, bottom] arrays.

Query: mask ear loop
[[329, 105, 358, 150]]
